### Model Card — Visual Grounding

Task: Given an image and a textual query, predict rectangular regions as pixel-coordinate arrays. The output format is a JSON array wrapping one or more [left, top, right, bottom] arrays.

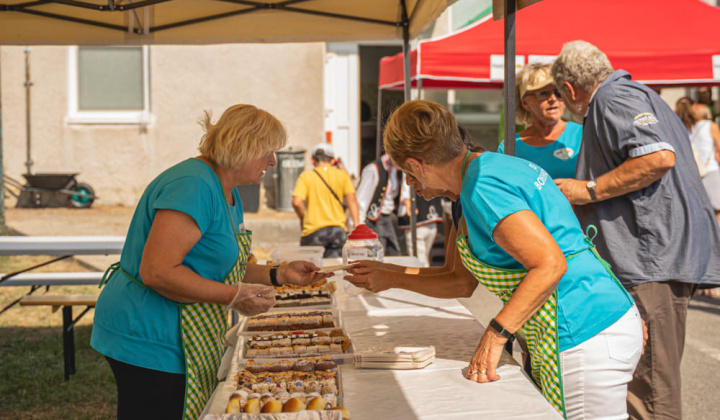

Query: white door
[[324, 44, 360, 179]]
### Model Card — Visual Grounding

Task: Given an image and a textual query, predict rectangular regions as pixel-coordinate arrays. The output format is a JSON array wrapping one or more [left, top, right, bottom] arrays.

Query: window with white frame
[[68, 46, 150, 124]]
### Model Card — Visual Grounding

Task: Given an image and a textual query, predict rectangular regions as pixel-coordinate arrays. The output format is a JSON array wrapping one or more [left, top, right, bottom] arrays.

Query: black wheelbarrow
[[4, 173, 96, 208]]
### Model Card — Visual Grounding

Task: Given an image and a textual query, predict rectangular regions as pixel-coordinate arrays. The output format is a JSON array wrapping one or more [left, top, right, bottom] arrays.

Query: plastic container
[[342, 224, 384, 264], [269, 246, 324, 267], [342, 224, 383, 295]]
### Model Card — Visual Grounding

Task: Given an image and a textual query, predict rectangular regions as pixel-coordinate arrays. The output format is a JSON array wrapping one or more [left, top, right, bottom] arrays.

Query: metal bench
[[19, 294, 99, 380]]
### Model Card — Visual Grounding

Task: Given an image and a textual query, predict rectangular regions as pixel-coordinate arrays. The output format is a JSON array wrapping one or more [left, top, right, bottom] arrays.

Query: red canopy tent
[[379, 0, 720, 90]]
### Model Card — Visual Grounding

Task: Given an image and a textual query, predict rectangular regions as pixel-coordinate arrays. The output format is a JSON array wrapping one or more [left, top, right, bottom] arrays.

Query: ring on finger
[[468, 370, 478, 375], [479, 370, 487, 375]]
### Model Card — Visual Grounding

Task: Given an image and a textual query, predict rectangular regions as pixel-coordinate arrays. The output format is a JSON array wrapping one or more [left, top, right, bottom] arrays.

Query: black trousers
[[366, 214, 401, 256], [106, 356, 186, 420], [300, 225, 347, 258]]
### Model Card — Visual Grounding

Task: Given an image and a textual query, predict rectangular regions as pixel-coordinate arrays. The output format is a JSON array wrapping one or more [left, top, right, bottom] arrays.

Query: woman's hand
[[343, 265, 395, 293], [466, 328, 507, 383], [227, 283, 276, 316], [279, 261, 332, 286]]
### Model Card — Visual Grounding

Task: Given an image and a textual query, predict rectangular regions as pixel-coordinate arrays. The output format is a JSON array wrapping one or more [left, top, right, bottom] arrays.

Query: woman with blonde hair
[[497, 63, 582, 179], [91, 104, 330, 420], [377, 99, 643, 419]]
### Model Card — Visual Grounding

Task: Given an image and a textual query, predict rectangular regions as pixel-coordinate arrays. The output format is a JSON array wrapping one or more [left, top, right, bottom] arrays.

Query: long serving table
[[204, 257, 562, 420]]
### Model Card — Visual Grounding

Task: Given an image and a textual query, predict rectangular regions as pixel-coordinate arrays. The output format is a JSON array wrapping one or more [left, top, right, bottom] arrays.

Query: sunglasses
[[525, 89, 562, 101]]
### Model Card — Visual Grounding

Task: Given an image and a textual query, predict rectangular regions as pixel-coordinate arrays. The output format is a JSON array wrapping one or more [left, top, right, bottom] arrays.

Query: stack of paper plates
[[353, 346, 435, 369]]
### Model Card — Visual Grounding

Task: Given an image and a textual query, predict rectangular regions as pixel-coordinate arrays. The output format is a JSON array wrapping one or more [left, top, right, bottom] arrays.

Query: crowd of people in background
[[90, 38, 720, 420], [293, 41, 720, 420]]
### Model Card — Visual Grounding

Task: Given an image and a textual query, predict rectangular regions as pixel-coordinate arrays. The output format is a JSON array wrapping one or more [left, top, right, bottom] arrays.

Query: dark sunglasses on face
[[525, 89, 562, 101]]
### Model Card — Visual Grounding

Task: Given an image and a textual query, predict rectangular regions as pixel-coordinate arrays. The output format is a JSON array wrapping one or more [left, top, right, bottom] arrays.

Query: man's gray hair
[[552, 40, 614, 94]]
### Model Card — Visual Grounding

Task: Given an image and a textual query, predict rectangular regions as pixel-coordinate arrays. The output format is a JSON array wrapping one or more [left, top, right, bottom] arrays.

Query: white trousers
[[404, 224, 438, 267], [561, 304, 643, 420]]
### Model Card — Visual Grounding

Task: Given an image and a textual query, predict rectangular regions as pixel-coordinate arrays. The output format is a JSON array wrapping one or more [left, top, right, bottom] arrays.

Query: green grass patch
[[0, 325, 116, 419]]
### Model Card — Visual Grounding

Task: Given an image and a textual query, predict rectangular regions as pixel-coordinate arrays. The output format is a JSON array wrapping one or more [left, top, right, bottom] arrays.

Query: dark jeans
[[367, 214, 401, 256], [106, 356, 186, 420], [301, 226, 347, 258]]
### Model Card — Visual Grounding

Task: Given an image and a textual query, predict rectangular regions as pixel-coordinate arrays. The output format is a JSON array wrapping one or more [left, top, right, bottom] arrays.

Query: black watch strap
[[489, 318, 515, 342], [269, 265, 281, 287]]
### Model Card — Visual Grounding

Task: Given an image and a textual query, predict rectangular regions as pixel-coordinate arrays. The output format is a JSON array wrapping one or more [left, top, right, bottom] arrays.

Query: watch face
[[587, 180, 597, 189]]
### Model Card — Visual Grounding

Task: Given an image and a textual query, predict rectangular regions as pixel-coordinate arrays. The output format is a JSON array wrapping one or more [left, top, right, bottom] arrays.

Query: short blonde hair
[[198, 104, 287, 170], [515, 63, 554, 126], [383, 100, 465, 172], [552, 40, 614, 94]]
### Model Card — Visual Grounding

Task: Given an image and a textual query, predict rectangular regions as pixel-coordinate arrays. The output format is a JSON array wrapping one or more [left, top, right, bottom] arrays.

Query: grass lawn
[[0, 255, 116, 419]]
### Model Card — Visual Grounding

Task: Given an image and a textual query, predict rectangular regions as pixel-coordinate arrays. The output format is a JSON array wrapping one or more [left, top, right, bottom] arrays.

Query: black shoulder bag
[[313, 169, 347, 211]]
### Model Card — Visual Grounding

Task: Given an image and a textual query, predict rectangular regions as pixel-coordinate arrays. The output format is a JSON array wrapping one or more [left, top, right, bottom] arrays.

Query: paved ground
[[4, 205, 720, 418]]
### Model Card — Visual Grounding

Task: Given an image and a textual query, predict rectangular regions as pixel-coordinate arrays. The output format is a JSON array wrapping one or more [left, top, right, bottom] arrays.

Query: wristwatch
[[269, 264, 281, 287], [489, 318, 515, 343], [586, 179, 598, 202]]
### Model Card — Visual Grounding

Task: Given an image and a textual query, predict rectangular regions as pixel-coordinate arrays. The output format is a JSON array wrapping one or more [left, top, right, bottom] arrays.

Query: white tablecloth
[[203, 257, 562, 420]]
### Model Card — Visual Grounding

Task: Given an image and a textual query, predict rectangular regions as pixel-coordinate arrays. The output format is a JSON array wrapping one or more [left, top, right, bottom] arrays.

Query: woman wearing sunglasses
[[497, 63, 582, 179]]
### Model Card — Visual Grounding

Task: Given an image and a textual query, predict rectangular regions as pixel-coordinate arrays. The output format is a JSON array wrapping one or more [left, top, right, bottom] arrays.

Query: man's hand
[[555, 178, 592, 205]]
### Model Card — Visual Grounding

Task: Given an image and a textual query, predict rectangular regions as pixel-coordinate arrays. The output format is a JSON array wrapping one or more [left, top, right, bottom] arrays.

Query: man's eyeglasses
[[403, 170, 419, 182], [525, 89, 562, 101]]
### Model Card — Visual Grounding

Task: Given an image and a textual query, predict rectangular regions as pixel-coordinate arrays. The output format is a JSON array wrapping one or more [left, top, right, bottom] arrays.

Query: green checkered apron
[[456, 229, 566, 417], [100, 162, 253, 420], [180, 161, 252, 419], [180, 227, 250, 420], [100, 229, 249, 419], [456, 221, 632, 419]]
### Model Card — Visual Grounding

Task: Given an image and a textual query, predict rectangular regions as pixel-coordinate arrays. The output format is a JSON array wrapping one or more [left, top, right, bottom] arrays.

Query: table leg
[[62, 306, 76, 380]]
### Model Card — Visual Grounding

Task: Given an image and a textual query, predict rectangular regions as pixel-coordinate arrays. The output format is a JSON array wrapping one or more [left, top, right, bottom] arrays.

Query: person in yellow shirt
[[292, 143, 360, 257]]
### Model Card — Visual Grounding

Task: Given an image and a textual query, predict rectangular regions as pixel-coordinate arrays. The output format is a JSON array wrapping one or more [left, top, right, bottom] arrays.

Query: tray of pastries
[[241, 328, 353, 361], [224, 356, 349, 419], [270, 279, 337, 310], [240, 309, 339, 333]]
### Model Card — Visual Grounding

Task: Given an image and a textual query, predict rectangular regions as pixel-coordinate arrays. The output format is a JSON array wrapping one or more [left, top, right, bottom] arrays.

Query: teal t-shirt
[[460, 152, 632, 351], [91, 158, 244, 374], [497, 121, 583, 179]]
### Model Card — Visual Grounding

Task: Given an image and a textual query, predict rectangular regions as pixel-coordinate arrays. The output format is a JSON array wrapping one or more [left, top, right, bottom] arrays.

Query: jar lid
[[348, 224, 378, 240]]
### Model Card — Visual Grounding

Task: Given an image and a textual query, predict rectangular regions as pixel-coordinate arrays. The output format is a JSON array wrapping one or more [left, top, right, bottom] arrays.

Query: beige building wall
[[1, 43, 325, 206]]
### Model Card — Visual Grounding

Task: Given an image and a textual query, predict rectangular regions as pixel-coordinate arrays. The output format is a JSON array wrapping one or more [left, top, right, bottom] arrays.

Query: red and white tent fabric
[[379, 0, 720, 90]]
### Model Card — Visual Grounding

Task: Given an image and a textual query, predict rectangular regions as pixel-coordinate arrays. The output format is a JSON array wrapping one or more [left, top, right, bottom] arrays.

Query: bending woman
[[91, 104, 329, 420], [358, 100, 643, 419]]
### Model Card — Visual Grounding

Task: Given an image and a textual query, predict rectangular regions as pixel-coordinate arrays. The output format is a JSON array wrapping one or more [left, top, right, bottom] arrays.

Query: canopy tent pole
[[501, 0, 517, 357], [503, 0, 516, 156], [375, 87, 384, 160], [24, 47, 33, 175], [400, 0, 418, 258]]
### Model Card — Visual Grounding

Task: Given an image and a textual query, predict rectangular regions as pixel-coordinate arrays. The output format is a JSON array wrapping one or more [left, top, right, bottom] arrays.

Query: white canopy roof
[[0, 0, 455, 45]]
